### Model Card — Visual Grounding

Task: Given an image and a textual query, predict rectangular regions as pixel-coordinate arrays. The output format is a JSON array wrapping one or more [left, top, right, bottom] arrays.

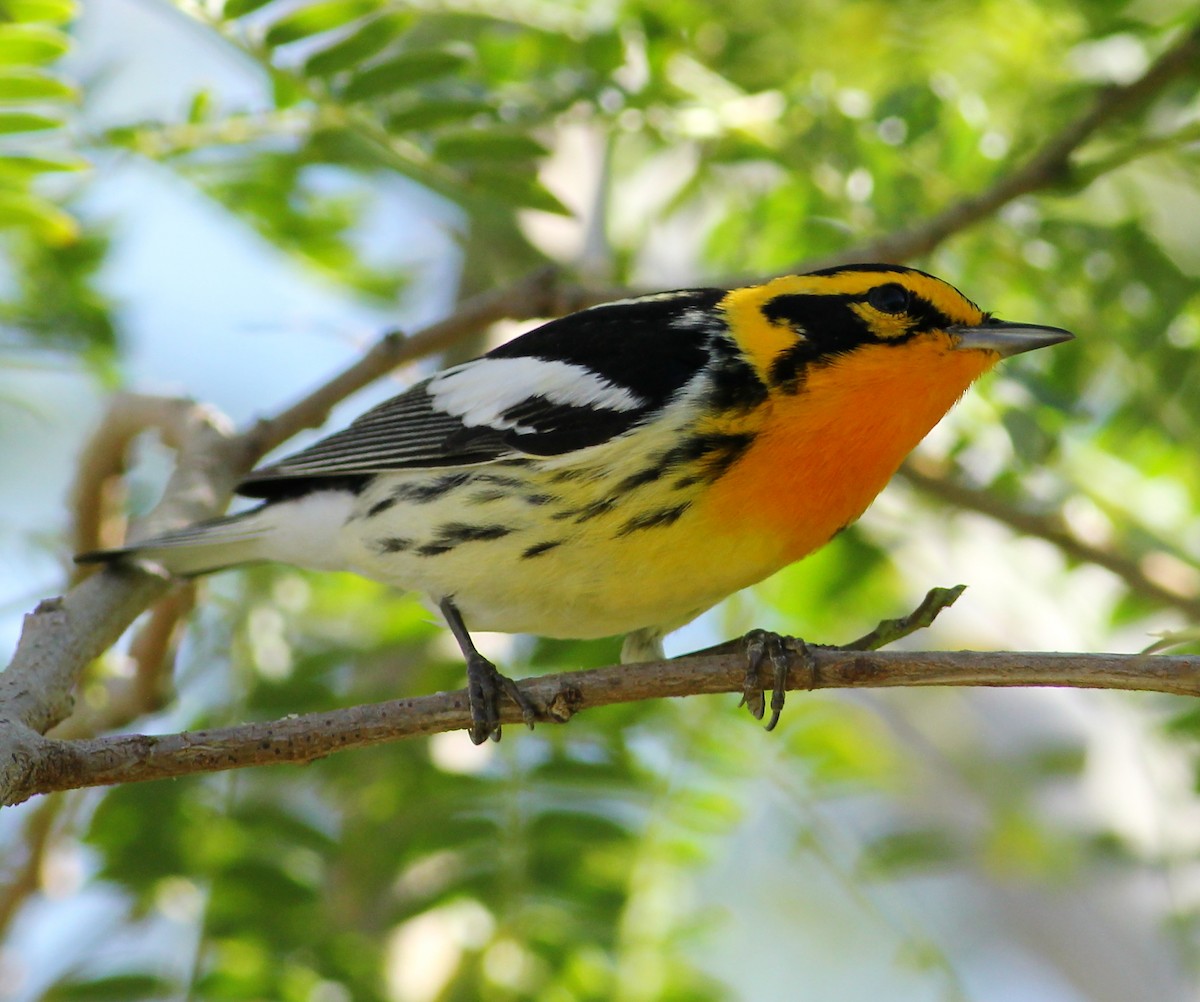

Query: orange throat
[[700, 339, 997, 563]]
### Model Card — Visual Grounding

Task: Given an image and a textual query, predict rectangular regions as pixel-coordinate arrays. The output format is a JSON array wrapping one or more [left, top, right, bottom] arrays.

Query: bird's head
[[721, 263, 1073, 396]]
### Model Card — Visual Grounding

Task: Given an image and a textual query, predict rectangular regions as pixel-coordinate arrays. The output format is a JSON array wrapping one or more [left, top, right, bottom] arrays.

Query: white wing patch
[[427, 357, 645, 434], [669, 307, 721, 332]]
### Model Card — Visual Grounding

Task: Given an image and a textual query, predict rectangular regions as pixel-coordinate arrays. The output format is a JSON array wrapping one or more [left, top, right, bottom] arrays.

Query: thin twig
[[841, 585, 968, 651]]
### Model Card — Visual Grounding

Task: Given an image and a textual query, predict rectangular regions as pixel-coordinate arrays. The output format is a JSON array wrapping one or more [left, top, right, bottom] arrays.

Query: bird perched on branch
[[78, 264, 1072, 743]]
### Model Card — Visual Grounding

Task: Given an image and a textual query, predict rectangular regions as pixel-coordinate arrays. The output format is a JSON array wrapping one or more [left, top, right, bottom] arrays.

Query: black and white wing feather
[[239, 289, 726, 499]]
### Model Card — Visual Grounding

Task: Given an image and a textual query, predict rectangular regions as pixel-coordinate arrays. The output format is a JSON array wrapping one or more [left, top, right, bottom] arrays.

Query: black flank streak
[[473, 473, 525, 487], [666, 432, 755, 483], [468, 489, 508, 504], [618, 502, 691, 536], [415, 522, 514, 557], [437, 523, 513, 545], [367, 497, 397, 518], [522, 540, 563, 559], [550, 496, 617, 522], [574, 497, 618, 523], [524, 493, 555, 505], [617, 465, 664, 492], [375, 536, 412, 554], [392, 472, 471, 504]]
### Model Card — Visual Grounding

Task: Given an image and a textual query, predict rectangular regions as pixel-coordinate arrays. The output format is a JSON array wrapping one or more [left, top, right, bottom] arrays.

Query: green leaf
[[0, 152, 87, 175], [0, 68, 74, 100], [435, 128, 548, 162], [0, 109, 60, 132], [222, 0, 276, 17], [1166, 704, 1200, 739], [385, 97, 491, 133], [263, 0, 382, 48], [0, 0, 78, 23], [0, 24, 69, 64], [466, 167, 569, 214], [860, 829, 960, 877], [187, 87, 213, 123], [342, 47, 470, 101], [42, 974, 178, 1002], [303, 11, 412, 77], [85, 781, 193, 891]]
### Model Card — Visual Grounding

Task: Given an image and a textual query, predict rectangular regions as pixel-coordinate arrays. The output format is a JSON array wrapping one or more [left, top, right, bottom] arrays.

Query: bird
[[77, 264, 1073, 743]]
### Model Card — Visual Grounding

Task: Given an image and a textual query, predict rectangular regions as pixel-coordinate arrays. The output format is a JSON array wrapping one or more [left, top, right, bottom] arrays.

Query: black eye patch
[[866, 283, 910, 314]]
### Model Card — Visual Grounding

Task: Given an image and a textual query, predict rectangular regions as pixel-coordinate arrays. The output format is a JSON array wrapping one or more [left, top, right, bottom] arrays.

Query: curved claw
[[465, 654, 537, 745], [741, 630, 816, 732]]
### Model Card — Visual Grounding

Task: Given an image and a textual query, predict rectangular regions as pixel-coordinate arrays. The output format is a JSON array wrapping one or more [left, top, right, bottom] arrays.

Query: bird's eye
[[867, 283, 910, 314]]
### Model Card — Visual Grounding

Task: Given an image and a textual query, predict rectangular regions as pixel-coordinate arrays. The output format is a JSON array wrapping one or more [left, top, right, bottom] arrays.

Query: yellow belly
[[340, 338, 993, 640]]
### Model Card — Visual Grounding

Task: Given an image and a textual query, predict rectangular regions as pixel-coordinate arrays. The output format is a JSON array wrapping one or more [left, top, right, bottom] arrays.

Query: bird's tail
[[75, 508, 276, 577]]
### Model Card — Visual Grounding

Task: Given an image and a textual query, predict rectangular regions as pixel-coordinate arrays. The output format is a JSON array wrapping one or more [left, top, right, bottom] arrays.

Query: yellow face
[[718, 265, 990, 388]]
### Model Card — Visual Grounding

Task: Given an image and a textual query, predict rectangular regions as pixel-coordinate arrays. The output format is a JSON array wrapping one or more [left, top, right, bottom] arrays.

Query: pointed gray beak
[[948, 320, 1074, 357]]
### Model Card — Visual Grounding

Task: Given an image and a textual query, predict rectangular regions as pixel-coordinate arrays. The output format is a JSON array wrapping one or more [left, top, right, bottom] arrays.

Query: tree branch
[[4, 646, 1197, 804]]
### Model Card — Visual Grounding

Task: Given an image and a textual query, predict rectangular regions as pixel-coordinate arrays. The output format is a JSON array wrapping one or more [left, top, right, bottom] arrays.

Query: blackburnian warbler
[[78, 264, 1073, 743]]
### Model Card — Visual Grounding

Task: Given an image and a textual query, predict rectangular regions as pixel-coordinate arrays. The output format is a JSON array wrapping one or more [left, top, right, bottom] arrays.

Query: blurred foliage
[[0, 0, 108, 358], [2, 0, 1200, 1000]]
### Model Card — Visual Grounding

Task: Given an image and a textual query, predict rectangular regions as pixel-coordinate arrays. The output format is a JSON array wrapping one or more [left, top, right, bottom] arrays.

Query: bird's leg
[[741, 630, 817, 731], [439, 597, 537, 744]]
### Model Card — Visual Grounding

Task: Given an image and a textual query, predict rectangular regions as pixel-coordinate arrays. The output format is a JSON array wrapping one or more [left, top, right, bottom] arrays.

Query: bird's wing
[[238, 288, 727, 498]]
